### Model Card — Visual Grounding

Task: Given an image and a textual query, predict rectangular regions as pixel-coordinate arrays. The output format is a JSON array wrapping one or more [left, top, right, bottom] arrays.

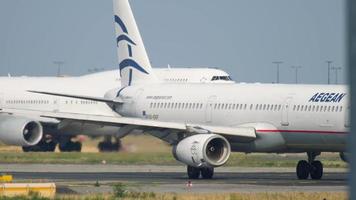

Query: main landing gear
[[58, 136, 82, 152], [98, 136, 122, 152], [296, 152, 323, 180], [22, 134, 57, 152], [22, 140, 57, 152], [187, 166, 214, 179]]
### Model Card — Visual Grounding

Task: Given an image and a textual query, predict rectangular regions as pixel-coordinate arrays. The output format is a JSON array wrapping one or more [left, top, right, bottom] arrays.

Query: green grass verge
[[0, 152, 347, 168]]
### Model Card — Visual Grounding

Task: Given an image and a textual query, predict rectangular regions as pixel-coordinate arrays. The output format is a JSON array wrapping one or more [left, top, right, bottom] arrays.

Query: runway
[[0, 164, 348, 194]]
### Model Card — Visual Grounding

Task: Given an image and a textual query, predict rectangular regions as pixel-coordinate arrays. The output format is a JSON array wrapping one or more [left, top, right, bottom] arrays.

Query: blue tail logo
[[114, 15, 149, 77]]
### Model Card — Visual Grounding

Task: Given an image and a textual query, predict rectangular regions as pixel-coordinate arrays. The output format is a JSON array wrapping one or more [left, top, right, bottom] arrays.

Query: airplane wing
[[27, 90, 123, 104], [1, 108, 256, 144]]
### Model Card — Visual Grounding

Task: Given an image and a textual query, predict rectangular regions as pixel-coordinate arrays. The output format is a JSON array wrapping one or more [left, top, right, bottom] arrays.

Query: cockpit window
[[211, 76, 232, 81]]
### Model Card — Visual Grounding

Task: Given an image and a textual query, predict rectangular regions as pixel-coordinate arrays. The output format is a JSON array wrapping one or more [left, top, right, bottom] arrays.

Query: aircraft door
[[281, 97, 293, 126], [53, 97, 60, 112], [345, 105, 350, 128], [135, 89, 144, 117], [205, 96, 217, 123]]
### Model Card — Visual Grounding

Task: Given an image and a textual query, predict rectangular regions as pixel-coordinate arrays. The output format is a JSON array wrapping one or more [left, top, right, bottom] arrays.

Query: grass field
[[0, 135, 348, 168], [0, 151, 347, 168]]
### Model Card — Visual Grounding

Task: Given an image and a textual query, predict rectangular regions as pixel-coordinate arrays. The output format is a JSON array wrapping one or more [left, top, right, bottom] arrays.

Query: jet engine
[[0, 115, 43, 146], [173, 134, 231, 168]]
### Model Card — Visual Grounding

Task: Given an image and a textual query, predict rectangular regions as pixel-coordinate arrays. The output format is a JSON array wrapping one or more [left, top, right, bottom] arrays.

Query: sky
[[0, 0, 347, 84]]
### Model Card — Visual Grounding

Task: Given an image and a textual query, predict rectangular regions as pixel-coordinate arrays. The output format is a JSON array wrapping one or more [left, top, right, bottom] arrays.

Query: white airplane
[[3, 0, 349, 180], [0, 68, 233, 152]]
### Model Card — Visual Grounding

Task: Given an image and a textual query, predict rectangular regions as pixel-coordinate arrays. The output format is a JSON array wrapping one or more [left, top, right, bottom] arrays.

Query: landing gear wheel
[[187, 166, 200, 179], [98, 137, 122, 152], [59, 141, 82, 152], [72, 142, 82, 152], [310, 161, 323, 180], [201, 167, 214, 179], [22, 140, 57, 152], [296, 160, 310, 180]]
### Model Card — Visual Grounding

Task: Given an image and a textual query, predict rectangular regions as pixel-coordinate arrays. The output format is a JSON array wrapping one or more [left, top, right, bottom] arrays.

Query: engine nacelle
[[173, 134, 231, 168], [340, 152, 349, 163], [0, 115, 43, 146]]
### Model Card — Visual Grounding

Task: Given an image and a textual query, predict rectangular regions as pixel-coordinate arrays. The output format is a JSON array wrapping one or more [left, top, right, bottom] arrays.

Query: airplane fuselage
[[119, 83, 349, 153]]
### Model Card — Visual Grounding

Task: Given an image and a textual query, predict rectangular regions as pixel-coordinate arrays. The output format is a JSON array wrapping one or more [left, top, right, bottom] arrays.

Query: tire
[[22, 146, 32, 152], [59, 141, 82, 152], [46, 141, 57, 152], [98, 142, 113, 152], [72, 142, 82, 152], [296, 160, 310, 180], [59, 142, 71, 152], [187, 166, 200, 179], [310, 161, 323, 180], [23, 140, 55, 152], [201, 167, 214, 179]]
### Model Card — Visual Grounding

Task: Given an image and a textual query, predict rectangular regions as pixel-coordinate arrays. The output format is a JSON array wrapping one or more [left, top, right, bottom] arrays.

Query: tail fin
[[113, 0, 157, 87]]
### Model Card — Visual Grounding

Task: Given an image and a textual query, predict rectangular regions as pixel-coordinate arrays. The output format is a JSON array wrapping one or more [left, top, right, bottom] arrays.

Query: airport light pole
[[331, 67, 342, 84], [273, 61, 283, 83], [291, 66, 302, 84], [53, 61, 65, 77], [326, 61, 333, 84]]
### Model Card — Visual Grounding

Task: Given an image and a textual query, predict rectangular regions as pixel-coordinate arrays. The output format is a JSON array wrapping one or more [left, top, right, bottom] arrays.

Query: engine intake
[[0, 115, 43, 146], [173, 134, 231, 168]]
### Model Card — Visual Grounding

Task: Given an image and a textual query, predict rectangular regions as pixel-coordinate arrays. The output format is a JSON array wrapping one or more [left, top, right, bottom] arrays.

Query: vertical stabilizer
[[113, 0, 157, 87]]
